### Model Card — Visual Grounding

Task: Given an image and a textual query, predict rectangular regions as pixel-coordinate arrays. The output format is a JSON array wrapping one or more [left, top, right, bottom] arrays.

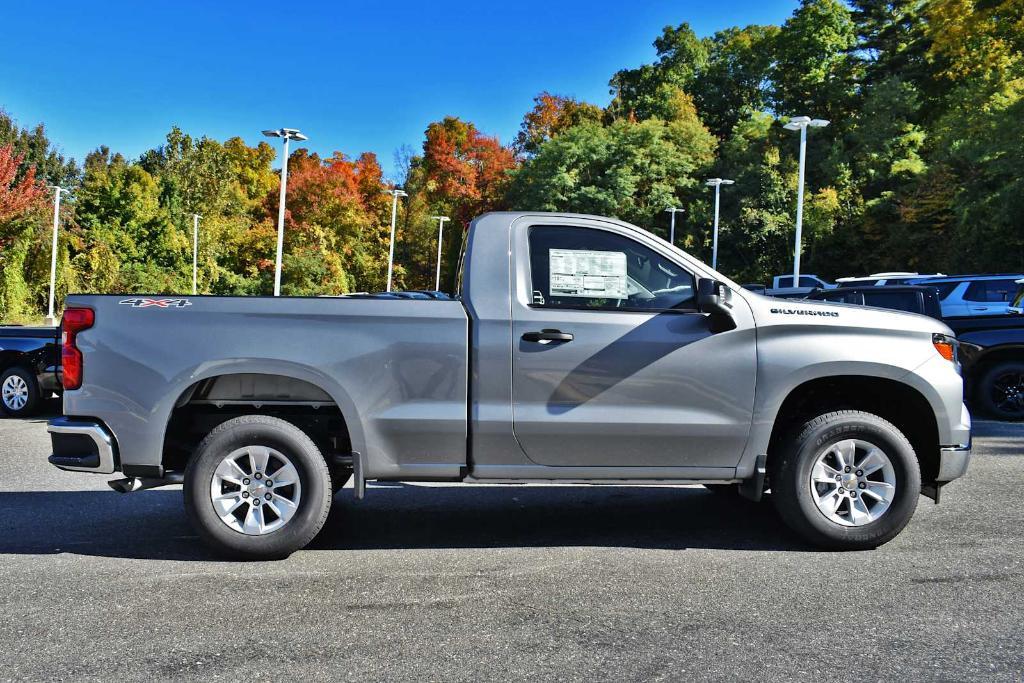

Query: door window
[[528, 226, 696, 311], [862, 290, 922, 313], [964, 279, 1018, 303]]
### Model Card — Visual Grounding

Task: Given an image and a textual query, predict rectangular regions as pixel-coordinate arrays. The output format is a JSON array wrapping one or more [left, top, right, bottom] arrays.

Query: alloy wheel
[[809, 438, 896, 527], [209, 446, 302, 535], [2, 375, 29, 411]]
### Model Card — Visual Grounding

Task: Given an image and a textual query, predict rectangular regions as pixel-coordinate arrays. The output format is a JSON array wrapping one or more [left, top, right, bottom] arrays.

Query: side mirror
[[697, 278, 736, 333]]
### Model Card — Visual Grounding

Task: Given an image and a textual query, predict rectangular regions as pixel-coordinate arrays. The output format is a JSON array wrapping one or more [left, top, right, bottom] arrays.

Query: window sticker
[[549, 248, 627, 299]]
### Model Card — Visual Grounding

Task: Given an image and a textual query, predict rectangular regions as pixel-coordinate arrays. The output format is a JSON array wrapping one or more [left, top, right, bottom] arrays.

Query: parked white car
[[767, 274, 835, 297], [836, 272, 946, 288], [911, 274, 1024, 317]]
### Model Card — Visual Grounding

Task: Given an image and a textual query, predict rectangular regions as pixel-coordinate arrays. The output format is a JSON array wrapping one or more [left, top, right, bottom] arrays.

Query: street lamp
[[664, 207, 684, 246], [782, 116, 829, 282], [704, 178, 734, 271], [45, 186, 69, 326], [383, 188, 408, 292], [191, 214, 202, 295], [432, 215, 450, 292], [262, 127, 308, 296]]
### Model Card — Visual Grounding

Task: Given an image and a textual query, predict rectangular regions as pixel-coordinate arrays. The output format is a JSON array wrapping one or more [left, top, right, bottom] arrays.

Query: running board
[[108, 472, 184, 493]]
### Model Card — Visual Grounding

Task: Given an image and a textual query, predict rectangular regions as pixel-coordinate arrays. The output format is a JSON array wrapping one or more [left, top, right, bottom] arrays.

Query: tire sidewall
[[0, 367, 39, 417], [778, 414, 921, 549], [184, 418, 331, 559], [979, 361, 1024, 421]]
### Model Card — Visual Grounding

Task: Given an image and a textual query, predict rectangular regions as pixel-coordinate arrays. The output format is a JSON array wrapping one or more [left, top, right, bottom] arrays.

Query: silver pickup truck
[[48, 212, 971, 559]]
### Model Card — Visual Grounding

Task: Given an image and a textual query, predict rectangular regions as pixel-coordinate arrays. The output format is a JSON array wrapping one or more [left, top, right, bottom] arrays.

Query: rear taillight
[[61, 307, 94, 390]]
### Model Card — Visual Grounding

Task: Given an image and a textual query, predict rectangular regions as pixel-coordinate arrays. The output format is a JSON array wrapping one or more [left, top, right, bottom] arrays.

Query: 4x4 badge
[[118, 298, 192, 308]]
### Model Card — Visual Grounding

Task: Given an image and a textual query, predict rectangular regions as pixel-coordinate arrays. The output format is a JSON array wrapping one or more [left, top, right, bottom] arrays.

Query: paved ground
[[0, 408, 1022, 681]]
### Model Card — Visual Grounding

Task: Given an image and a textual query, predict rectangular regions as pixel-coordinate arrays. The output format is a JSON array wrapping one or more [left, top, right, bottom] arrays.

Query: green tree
[[508, 101, 717, 231]]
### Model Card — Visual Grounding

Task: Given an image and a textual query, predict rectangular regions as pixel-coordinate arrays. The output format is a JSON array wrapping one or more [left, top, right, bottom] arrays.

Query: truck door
[[510, 220, 757, 469]]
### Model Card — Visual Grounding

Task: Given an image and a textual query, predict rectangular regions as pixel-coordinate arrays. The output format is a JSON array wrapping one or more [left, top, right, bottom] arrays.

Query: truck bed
[[62, 294, 470, 477]]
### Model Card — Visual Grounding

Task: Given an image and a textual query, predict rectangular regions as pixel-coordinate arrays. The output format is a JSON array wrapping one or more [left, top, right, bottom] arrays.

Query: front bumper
[[936, 442, 971, 482], [47, 417, 118, 474]]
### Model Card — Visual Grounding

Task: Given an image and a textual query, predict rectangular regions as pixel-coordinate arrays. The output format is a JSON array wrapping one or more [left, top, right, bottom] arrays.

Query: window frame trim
[[524, 223, 701, 315]]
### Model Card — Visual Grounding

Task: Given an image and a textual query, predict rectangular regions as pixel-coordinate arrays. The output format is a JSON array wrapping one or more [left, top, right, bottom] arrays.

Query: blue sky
[[1, 0, 798, 179]]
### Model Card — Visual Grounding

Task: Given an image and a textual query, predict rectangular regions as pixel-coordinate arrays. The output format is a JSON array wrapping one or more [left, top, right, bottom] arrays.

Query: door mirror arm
[[697, 278, 737, 333]]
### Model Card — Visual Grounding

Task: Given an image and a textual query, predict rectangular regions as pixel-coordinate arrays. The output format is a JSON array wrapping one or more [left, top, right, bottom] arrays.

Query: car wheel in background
[[770, 410, 920, 550], [184, 415, 333, 560], [1, 367, 39, 417], [977, 361, 1024, 421]]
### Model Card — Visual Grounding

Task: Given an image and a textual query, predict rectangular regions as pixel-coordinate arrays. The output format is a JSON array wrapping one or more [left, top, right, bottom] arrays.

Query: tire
[[1, 366, 40, 417], [977, 361, 1024, 421], [184, 415, 333, 560], [770, 410, 921, 550]]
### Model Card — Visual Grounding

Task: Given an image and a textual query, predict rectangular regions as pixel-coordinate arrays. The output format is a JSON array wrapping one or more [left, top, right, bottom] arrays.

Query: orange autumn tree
[[0, 144, 48, 320], [263, 149, 393, 294], [514, 91, 604, 155], [419, 117, 518, 229]]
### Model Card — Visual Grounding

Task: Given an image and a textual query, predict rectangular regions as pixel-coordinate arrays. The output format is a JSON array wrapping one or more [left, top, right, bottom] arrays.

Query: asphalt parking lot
[[1, 409, 1022, 681]]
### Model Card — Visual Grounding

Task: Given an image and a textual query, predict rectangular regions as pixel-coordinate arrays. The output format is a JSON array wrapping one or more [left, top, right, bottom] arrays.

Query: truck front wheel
[[184, 415, 333, 560], [770, 411, 921, 550]]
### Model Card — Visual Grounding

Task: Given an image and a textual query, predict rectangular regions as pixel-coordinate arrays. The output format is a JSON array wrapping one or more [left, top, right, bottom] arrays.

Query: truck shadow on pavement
[[0, 484, 807, 561]]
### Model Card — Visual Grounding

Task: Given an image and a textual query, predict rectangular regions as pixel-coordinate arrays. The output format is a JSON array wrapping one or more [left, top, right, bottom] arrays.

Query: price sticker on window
[[549, 249, 627, 299]]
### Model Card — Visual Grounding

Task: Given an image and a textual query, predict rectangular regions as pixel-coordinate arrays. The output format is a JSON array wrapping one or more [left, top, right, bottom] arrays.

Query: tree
[[771, 0, 859, 123], [692, 25, 779, 138], [508, 101, 717, 230], [514, 92, 603, 155], [420, 117, 517, 227], [607, 23, 709, 122]]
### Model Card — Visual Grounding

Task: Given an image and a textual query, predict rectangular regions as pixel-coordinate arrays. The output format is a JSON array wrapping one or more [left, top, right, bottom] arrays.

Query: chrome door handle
[[522, 329, 574, 343]]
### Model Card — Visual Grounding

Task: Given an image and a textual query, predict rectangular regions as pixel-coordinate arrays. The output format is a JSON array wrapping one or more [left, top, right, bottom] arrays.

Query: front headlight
[[932, 333, 960, 373]]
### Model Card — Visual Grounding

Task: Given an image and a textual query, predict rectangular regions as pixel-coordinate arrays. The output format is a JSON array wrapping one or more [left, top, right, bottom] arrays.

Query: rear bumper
[[47, 417, 118, 474], [936, 442, 971, 482]]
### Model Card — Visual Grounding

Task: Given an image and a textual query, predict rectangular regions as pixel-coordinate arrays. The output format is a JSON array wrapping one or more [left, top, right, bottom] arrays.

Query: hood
[[740, 291, 952, 336]]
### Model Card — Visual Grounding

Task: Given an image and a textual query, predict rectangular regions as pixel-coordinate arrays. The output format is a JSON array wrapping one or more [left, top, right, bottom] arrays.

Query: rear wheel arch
[[160, 370, 360, 477]]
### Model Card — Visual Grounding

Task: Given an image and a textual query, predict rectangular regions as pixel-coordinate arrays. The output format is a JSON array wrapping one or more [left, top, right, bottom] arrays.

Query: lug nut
[[241, 491, 249, 498], [850, 491, 857, 498], [855, 470, 863, 477], [859, 482, 866, 489], [254, 473, 262, 480], [243, 478, 250, 485], [265, 480, 273, 487], [253, 498, 261, 505], [835, 474, 842, 481], [844, 466, 852, 473], [265, 493, 272, 500]]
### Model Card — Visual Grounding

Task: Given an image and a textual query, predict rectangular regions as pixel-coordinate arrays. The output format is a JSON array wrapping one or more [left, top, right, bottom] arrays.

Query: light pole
[[704, 178, 734, 271], [664, 207, 684, 246], [191, 214, 202, 295], [432, 215, 450, 292], [262, 127, 308, 296], [45, 186, 68, 326], [782, 116, 829, 282], [383, 188, 408, 292]]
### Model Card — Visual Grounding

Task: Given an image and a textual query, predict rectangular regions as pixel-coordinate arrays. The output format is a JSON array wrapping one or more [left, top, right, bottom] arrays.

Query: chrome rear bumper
[[47, 417, 118, 474]]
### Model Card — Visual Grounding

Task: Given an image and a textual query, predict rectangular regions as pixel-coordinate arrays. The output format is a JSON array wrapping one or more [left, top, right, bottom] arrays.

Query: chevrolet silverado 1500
[[47, 212, 972, 558]]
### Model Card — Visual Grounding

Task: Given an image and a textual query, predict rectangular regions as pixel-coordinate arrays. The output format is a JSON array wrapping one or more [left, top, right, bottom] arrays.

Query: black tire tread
[[771, 409, 920, 551], [184, 415, 332, 560]]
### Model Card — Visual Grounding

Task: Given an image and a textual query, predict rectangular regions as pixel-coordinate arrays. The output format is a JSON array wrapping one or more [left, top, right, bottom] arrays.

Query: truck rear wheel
[[770, 410, 920, 550], [184, 415, 333, 560], [1, 366, 39, 417]]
